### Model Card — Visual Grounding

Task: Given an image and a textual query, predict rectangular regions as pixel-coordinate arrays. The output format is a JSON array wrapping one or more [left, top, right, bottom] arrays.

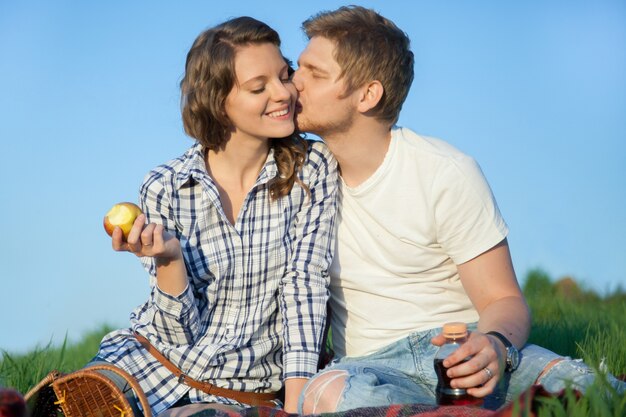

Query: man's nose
[[292, 69, 303, 91]]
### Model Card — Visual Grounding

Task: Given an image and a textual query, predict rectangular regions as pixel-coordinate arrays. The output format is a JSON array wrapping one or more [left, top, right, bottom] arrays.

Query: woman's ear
[[357, 80, 384, 113]]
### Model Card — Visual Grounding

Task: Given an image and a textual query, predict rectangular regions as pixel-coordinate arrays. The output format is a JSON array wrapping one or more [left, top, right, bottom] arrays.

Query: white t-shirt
[[329, 126, 508, 357]]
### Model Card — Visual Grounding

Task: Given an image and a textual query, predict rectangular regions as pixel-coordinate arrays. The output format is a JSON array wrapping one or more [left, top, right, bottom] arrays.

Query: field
[[1, 269, 625, 416]]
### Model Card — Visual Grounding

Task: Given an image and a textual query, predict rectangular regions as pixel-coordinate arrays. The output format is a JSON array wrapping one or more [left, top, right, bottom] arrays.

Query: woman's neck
[[205, 136, 270, 225], [206, 137, 270, 190]]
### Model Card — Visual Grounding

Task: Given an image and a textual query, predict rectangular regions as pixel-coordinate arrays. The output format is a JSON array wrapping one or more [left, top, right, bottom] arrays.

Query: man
[[292, 5, 625, 413]]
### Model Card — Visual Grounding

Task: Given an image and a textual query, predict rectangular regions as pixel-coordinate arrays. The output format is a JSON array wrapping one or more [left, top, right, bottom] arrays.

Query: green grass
[[524, 269, 626, 376], [0, 324, 113, 394], [534, 378, 626, 417], [1, 270, 624, 416], [512, 269, 626, 416]]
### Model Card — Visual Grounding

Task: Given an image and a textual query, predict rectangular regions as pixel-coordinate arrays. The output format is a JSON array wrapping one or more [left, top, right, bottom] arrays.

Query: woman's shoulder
[[141, 143, 203, 190], [305, 139, 335, 167], [299, 139, 337, 184]]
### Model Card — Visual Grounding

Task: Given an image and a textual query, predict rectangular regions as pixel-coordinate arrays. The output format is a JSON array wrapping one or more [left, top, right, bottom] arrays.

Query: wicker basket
[[25, 364, 152, 417]]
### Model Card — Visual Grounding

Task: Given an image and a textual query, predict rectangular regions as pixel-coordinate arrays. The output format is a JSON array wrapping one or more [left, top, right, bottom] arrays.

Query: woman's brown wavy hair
[[180, 16, 309, 200]]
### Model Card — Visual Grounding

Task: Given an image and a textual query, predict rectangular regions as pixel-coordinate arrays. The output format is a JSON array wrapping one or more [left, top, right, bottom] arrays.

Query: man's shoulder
[[392, 126, 468, 161], [391, 127, 483, 186]]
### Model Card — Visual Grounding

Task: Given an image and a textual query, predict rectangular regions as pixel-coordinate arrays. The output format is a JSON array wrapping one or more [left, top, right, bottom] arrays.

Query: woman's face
[[224, 43, 296, 143]]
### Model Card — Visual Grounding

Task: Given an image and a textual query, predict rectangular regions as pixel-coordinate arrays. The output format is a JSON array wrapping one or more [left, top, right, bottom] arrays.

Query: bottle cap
[[442, 322, 468, 338]]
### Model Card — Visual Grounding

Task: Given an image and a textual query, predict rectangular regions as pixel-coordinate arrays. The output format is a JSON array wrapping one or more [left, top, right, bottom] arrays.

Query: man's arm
[[461, 238, 530, 348], [432, 238, 530, 397]]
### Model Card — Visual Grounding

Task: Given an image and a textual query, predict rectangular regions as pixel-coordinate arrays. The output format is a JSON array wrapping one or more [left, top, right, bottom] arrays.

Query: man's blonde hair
[[302, 5, 414, 125]]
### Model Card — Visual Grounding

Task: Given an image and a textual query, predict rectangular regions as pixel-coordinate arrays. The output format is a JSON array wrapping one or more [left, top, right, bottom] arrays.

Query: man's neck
[[323, 121, 392, 188]]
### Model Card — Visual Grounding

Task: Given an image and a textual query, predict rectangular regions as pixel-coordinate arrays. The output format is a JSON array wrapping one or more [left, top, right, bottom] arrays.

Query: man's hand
[[431, 330, 505, 397]]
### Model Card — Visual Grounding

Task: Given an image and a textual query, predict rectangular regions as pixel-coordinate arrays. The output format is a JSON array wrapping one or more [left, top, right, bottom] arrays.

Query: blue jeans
[[298, 325, 625, 412]]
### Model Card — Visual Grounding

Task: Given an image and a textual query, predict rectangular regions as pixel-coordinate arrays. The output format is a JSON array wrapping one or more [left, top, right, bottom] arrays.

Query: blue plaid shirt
[[97, 140, 337, 415]]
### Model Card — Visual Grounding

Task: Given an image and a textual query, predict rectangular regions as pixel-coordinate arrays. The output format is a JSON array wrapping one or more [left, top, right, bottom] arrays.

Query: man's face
[[293, 36, 358, 138]]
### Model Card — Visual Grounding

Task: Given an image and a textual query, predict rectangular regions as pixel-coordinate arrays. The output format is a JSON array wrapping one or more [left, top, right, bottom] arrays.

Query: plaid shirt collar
[[174, 142, 278, 191]]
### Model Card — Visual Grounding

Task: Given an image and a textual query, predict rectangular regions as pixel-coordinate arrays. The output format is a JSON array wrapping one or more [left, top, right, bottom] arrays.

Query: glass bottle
[[434, 322, 483, 407]]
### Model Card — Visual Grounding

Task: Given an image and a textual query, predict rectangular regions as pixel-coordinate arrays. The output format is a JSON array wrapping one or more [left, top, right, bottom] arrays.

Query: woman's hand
[[283, 378, 308, 413], [111, 214, 187, 296], [111, 214, 182, 263], [431, 330, 504, 398]]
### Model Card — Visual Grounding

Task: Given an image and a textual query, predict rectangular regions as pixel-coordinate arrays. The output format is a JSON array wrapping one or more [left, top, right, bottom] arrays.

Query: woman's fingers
[[111, 226, 125, 251], [135, 222, 181, 260], [140, 223, 157, 248], [125, 214, 147, 253], [109, 215, 181, 260]]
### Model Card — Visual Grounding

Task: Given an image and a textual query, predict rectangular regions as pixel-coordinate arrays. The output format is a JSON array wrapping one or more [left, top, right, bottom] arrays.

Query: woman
[[93, 16, 337, 416]]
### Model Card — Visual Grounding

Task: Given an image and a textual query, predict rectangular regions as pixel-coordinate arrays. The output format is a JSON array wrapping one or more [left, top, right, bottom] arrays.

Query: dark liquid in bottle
[[434, 358, 483, 407]]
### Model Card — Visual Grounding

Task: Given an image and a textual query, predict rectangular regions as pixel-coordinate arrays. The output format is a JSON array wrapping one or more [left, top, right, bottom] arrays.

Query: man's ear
[[357, 80, 384, 113]]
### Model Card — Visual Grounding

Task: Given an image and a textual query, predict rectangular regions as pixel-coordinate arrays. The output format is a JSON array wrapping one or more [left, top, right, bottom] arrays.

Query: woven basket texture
[[25, 364, 152, 417], [52, 371, 133, 417]]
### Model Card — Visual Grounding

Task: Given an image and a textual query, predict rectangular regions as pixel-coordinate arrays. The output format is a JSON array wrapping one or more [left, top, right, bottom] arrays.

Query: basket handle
[[24, 370, 61, 401], [85, 364, 153, 417]]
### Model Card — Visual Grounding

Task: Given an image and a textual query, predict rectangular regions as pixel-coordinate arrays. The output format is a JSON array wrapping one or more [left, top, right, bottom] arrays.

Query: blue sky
[[1, 1, 624, 354]]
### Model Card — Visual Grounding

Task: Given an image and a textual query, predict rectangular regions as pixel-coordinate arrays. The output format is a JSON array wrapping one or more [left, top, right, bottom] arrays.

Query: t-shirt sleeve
[[432, 154, 508, 265]]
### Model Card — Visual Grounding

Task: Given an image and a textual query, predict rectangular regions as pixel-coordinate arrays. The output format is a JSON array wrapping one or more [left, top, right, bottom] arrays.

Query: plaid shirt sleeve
[[280, 142, 339, 379], [135, 170, 200, 346]]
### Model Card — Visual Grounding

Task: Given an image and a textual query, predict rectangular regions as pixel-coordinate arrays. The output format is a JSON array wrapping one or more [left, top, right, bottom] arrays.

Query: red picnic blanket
[[188, 385, 563, 417]]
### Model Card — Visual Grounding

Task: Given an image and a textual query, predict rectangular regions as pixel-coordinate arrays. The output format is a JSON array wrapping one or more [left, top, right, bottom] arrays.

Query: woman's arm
[[281, 143, 339, 412], [111, 174, 201, 345], [117, 217, 188, 297]]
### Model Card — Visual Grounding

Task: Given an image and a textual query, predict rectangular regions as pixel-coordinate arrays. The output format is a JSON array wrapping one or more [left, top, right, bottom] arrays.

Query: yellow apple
[[103, 202, 143, 240]]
